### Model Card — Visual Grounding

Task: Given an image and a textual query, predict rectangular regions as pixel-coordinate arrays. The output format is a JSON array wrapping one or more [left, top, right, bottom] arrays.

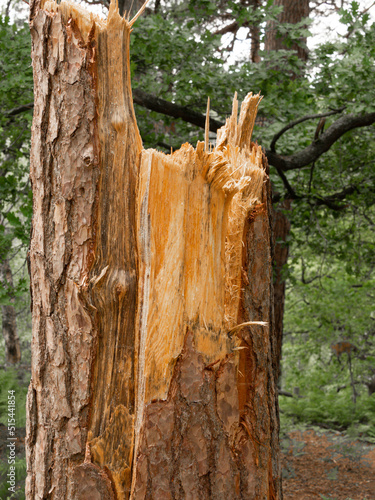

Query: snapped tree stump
[[27, 0, 281, 498]]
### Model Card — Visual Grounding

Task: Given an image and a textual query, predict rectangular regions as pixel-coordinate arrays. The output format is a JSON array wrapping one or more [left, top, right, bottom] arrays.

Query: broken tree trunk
[[26, 1, 281, 498]]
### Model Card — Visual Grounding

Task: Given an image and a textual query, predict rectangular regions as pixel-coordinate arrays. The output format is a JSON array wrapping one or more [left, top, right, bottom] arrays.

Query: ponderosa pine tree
[[0, 0, 372, 493], [26, 0, 281, 497]]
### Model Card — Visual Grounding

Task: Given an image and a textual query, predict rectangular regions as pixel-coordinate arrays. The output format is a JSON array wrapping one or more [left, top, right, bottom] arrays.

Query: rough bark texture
[[27, 2, 100, 497], [235, 159, 280, 499], [27, 1, 281, 498], [264, 0, 310, 61], [0, 258, 21, 364]]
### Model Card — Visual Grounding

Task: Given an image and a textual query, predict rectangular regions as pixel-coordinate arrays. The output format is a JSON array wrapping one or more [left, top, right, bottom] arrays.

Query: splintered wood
[[27, 0, 281, 498], [134, 93, 265, 436]]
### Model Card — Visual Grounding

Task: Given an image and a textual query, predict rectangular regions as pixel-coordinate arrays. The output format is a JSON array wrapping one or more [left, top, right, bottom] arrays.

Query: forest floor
[[281, 428, 375, 500]]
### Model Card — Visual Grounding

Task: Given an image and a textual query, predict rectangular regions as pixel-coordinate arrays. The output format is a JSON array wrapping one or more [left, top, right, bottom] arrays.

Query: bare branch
[[360, 1, 375, 16], [213, 21, 240, 36], [5, 0, 12, 17], [274, 172, 360, 211], [8, 94, 375, 201], [5, 102, 34, 116], [83, 0, 109, 6], [301, 256, 321, 284], [278, 390, 294, 397], [313, 185, 358, 210], [132, 88, 224, 132], [273, 164, 300, 200], [266, 111, 375, 171], [270, 107, 345, 153]]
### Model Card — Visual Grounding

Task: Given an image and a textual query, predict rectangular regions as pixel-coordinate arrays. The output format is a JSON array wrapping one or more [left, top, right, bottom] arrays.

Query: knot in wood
[[111, 111, 127, 133]]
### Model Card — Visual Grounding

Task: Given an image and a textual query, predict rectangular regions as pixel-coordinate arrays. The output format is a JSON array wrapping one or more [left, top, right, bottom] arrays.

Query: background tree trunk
[[0, 258, 21, 364], [272, 199, 291, 382], [265, 0, 310, 61], [247, 0, 262, 63], [264, 0, 310, 381], [27, 1, 281, 498]]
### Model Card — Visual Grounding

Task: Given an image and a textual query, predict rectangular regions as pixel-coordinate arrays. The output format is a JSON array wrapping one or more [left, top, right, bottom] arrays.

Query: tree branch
[[5, 102, 34, 116], [132, 88, 224, 132], [278, 389, 294, 397], [275, 181, 359, 210], [269, 107, 345, 153], [9, 93, 375, 188], [273, 164, 300, 200], [313, 185, 358, 210], [5, 92, 224, 132], [266, 112, 375, 171], [213, 21, 240, 36]]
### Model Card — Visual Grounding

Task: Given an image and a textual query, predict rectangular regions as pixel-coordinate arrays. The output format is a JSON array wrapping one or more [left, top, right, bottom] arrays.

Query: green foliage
[[129, 0, 317, 150], [0, 369, 28, 498], [0, 457, 26, 500], [0, 16, 33, 302], [312, 6, 375, 112], [281, 384, 375, 438], [280, 243, 375, 439], [130, 9, 237, 149], [0, 368, 29, 427], [270, 5, 375, 437]]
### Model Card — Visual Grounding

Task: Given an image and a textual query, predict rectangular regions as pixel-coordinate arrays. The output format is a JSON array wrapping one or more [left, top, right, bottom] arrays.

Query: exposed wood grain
[[86, 4, 142, 496]]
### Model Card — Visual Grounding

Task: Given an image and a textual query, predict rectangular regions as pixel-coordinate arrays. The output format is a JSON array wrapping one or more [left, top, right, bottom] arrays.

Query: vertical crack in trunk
[[86, 6, 142, 495]]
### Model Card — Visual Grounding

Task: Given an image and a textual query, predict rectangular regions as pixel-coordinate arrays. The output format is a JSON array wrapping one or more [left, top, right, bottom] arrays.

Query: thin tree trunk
[[273, 199, 291, 382], [27, 1, 281, 498], [0, 258, 21, 364], [265, 0, 310, 62], [250, 24, 261, 63], [348, 354, 358, 404], [247, 0, 261, 63], [264, 0, 310, 381]]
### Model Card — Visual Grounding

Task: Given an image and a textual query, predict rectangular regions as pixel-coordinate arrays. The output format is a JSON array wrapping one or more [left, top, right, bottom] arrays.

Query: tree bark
[[248, 0, 261, 63], [0, 258, 21, 364], [272, 199, 291, 382], [264, 0, 310, 62], [264, 0, 310, 382], [27, 1, 281, 498]]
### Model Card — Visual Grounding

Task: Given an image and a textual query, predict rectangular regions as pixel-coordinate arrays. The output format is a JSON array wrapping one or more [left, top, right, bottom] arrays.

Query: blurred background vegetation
[[0, 0, 374, 496]]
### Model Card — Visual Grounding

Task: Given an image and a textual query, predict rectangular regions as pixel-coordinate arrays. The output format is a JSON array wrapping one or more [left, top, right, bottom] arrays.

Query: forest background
[[0, 0, 374, 496]]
